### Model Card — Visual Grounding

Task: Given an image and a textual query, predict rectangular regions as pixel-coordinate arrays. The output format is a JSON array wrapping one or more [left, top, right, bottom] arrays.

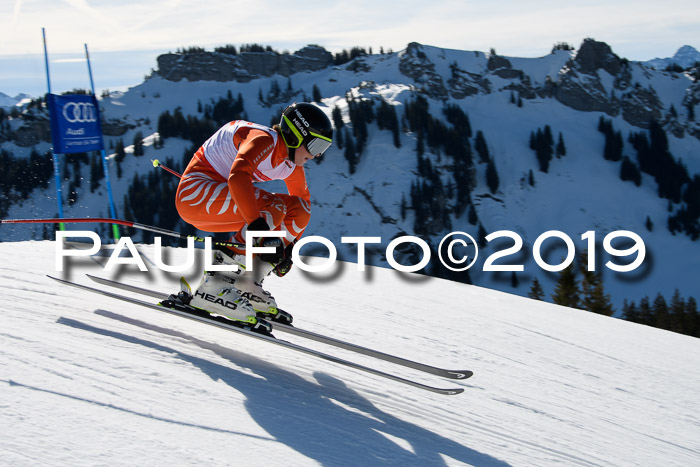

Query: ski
[[48, 276, 465, 395], [85, 274, 473, 381]]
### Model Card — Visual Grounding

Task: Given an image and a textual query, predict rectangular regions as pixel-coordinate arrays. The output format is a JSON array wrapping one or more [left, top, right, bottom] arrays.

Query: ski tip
[[440, 388, 465, 395], [447, 370, 474, 380]]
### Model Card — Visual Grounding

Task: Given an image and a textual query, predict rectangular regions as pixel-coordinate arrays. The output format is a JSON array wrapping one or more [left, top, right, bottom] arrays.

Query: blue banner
[[47, 93, 104, 154]]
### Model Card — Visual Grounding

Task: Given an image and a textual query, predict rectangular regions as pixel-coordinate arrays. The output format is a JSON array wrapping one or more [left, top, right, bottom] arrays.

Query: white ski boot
[[189, 272, 257, 322], [205, 248, 293, 324], [161, 273, 273, 336]]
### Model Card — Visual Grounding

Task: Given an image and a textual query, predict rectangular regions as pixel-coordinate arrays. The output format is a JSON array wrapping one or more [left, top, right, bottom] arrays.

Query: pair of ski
[[49, 275, 472, 395]]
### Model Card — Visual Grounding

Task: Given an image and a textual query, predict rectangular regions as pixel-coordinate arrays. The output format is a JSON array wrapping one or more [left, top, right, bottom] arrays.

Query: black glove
[[273, 241, 295, 277], [248, 217, 284, 263]]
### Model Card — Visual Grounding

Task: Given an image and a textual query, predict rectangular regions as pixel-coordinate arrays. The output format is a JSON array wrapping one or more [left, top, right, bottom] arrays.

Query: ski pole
[[152, 159, 182, 178], [0, 217, 244, 248]]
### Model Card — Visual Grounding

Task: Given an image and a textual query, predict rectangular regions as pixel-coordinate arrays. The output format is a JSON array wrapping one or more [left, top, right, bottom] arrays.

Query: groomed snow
[[2, 240, 699, 466]]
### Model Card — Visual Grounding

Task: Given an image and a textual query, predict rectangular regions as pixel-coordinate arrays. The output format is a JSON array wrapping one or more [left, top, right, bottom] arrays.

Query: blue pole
[[84, 43, 120, 241], [42, 28, 65, 231], [42, 29, 51, 95]]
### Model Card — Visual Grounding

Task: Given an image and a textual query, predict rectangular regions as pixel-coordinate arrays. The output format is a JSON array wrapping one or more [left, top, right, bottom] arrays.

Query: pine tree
[[543, 125, 553, 148], [467, 204, 478, 225], [669, 289, 686, 333], [475, 130, 490, 163], [72, 159, 82, 188], [335, 126, 344, 150], [344, 128, 357, 174], [638, 296, 653, 325], [528, 278, 545, 300], [556, 132, 567, 157], [89, 153, 103, 193], [332, 106, 344, 130], [67, 181, 78, 205], [652, 293, 670, 330], [620, 156, 642, 186], [270, 80, 281, 99], [477, 223, 487, 248], [121, 194, 136, 236], [486, 158, 499, 194], [377, 100, 401, 148], [312, 84, 322, 103], [603, 130, 623, 161], [532, 127, 554, 172], [133, 131, 144, 157], [685, 297, 699, 337], [416, 131, 425, 157], [579, 252, 614, 315], [622, 300, 639, 322], [552, 263, 580, 309]]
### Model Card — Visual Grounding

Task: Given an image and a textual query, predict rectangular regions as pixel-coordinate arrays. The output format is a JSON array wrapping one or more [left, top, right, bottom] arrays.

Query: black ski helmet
[[279, 102, 333, 158]]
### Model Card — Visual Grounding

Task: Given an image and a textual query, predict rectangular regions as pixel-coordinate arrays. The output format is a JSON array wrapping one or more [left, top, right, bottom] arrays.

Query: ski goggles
[[282, 115, 333, 156], [305, 135, 332, 156]]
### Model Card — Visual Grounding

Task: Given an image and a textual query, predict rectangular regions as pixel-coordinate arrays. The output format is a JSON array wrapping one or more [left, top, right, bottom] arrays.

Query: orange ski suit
[[175, 121, 311, 251]]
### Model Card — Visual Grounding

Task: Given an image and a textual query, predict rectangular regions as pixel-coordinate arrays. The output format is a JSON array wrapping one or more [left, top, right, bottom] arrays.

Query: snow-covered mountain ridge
[[2, 240, 699, 466], [644, 45, 700, 71], [153, 40, 699, 138], [0, 92, 31, 109], [0, 39, 699, 315]]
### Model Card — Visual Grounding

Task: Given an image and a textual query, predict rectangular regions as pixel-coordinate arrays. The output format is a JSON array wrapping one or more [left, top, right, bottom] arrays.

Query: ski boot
[[163, 271, 274, 336], [209, 248, 294, 325]]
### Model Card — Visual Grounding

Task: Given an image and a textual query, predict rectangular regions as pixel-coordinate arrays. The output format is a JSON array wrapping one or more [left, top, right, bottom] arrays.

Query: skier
[[174, 102, 333, 332]]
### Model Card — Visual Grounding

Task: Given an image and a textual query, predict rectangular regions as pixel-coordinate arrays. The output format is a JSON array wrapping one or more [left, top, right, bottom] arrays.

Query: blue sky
[[1, 0, 698, 97]]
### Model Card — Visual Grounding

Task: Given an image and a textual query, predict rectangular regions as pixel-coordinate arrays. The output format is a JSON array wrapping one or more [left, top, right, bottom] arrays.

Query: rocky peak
[[155, 45, 333, 83], [573, 38, 622, 76], [486, 54, 512, 71], [398, 42, 448, 99]]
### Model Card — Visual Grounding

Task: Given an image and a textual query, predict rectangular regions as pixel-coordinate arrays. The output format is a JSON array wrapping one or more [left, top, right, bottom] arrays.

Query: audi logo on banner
[[62, 101, 98, 123], [48, 93, 104, 153]]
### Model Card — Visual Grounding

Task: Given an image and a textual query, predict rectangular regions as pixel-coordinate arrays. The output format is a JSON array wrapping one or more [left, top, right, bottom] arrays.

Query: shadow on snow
[[55, 310, 509, 467]]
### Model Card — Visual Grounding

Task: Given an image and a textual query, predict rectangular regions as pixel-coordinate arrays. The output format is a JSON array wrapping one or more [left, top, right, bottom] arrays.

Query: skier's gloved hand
[[248, 217, 284, 263], [273, 241, 296, 277]]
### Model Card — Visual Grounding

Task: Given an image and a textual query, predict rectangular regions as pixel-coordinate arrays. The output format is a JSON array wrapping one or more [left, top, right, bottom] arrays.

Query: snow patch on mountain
[[0, 92, 31, 109]]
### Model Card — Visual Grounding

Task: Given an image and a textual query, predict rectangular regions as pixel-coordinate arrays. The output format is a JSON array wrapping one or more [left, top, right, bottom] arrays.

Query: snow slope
[[2, 240, 699, 466]]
